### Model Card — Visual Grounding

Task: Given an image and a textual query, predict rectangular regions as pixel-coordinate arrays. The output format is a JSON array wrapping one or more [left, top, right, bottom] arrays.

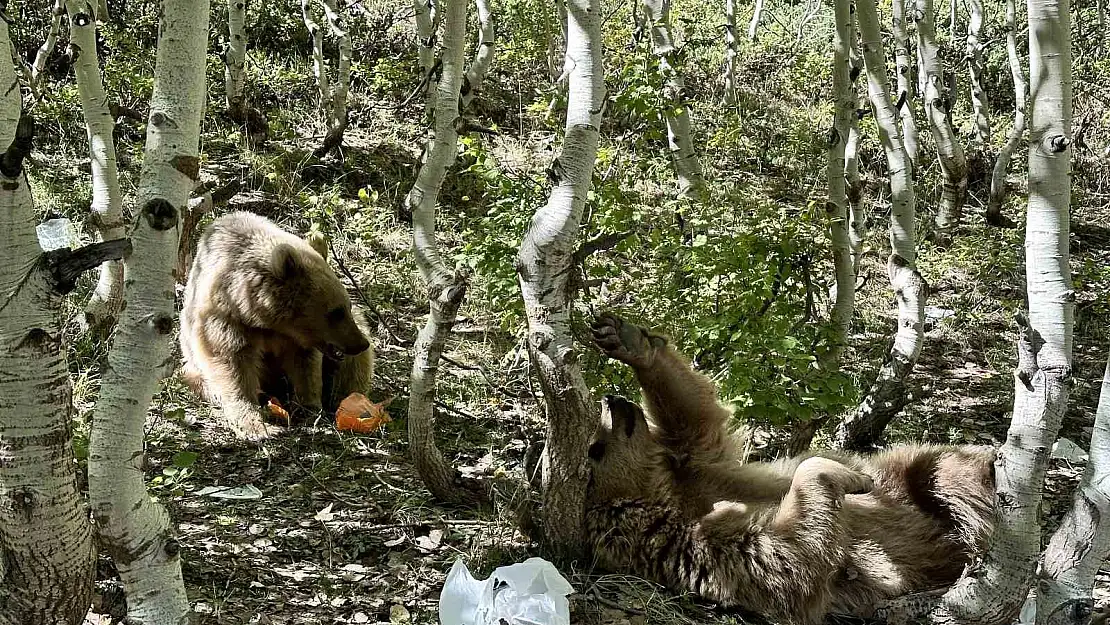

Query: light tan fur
[[586, 314, 995, 624], [179, 212, 375, 440]]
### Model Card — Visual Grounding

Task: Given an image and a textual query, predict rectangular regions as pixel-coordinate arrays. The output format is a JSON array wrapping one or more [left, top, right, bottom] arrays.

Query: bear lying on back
[[180, 211, 374, 441], [586, 313, 995, 625]]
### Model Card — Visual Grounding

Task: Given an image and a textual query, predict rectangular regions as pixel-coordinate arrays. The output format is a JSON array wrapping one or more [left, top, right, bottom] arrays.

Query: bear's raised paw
[[591, 313, 666, 369]]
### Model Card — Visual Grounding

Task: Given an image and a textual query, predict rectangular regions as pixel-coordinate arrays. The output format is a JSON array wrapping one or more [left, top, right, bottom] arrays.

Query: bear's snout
[[343, 336, 371, 355]]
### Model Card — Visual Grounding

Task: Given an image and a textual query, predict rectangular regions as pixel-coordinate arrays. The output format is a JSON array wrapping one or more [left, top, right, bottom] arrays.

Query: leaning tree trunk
[[514, 0, 604, 563], [1036, 353, 1110, 623], [724, 0, 738, 105], [67, 0, 126, 336], [917, 0, 968, 245], [303, 0, 351, 157], [460, 0, 494, 111], [0, 63, 96, 625], [986, 0, 1026, 227], [832, 0, 926, 453], [748, 0, 764, 41], [406, 0, 481, 505], [87, 0, 210, 622], [30, 0, 65, 96], [642, 0, 706, 201], [965, 0, 990, 143], [891, 0, 920, 171], [882, 1, 1073, 620], [825, 0, 855, 370]]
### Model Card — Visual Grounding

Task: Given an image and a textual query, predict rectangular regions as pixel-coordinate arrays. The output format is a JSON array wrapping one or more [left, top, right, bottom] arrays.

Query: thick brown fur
[[586, 314, 995, 625], [179, 212, 375, 441]]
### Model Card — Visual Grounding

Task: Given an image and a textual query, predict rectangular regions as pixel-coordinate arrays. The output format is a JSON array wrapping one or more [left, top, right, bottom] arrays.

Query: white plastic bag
[[439, 557, 575, 625]]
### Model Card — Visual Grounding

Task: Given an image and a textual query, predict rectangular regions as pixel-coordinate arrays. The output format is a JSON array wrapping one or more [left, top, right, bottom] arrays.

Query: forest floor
[[65, 126, 1110, 625]]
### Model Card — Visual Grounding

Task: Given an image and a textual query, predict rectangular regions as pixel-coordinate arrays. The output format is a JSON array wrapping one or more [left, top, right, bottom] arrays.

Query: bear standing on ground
[[180, 212, 375, 441], [586, 313, 995, 625]]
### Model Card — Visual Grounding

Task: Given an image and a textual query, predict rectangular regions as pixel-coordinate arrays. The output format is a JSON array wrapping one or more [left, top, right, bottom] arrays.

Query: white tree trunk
[[917, 0, 969, 245], [67, 0, 126, 336], [846, 33, 865, 274], [515, 0, 603, 562], [302, 0, 350, 156], [460, 0, 494, 111], [641, 0, 705, 201], [986, 0, 1026, 226], [88, 0, 210, 622], [825, 0, 855, 368], [0, 37, 96, 622], [1036, 355, 1110, 623], [748, 0, 764, 42], [225, 0, 248, 118], [965, 0, 990, 142], [892, 0, 920, 170], [724, 0, 737, 105], [406, 0, 480, 505], [30, 0, 65, 95], [892, 0, 1072, 619], [833, 0, 926, 452]]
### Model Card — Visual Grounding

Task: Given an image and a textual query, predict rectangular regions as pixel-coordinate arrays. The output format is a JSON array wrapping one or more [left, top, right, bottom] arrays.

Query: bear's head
[[270, 242, 371, 359], [586, 395, 669, 503]]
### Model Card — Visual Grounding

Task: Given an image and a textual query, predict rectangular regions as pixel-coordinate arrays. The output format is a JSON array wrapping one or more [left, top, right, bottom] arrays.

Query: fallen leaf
[[335, 392, 392, 433], [314, 503, 335, 522]]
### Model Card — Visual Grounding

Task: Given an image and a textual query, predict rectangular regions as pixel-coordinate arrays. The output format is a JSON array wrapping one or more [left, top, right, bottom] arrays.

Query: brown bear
[[179, 211, 375, 441], [585, 313, 995, 625]]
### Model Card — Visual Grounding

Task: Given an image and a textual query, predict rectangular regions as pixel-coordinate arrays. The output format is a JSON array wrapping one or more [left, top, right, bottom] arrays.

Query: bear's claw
[[591, 313, 663, 369]]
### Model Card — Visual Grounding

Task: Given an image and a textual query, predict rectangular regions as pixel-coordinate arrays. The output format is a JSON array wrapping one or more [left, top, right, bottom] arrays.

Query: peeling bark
[[515, 0, 604, 563]]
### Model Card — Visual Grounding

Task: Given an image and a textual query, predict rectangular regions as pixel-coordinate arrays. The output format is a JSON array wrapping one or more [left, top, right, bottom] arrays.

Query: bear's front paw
[[591, 313, 664, 369]]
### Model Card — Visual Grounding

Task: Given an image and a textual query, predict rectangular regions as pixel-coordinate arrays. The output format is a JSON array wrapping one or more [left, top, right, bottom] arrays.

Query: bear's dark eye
[[326, 307, 346, 324], [588, 440, 607, 461]]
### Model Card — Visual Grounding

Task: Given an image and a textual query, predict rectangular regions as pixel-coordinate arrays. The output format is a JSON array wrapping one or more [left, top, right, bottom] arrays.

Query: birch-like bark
[[406, 0, 480, 505], [642, 0, 705, 201], [825, 0, 854, 369], [515, 0, 603, 563], [908, 0, 1072, 619], [986, 0, 1026, 226], [303, 0, 350, 157], [965, 0, 990, 142], [31, 0, 65, 94], [67, 0, 126, 336], [414, 0, 437, 110], [724, 0, 737, 105], [88, 0, 209, 622], [0, 87, 95, 625], [846, 31, 865, 274], [833, 0, 926, 453], [892, 0, 920, 170], [460, 0, 494, 111], [917, 0, 968, 245], [1036, 355, 1110, 623], [225, 0, 248, 118], [748, 0, 764, 41]]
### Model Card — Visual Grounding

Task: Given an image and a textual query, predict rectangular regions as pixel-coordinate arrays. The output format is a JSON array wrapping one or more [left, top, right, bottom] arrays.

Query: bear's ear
[[271, 244, 300, 280]]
